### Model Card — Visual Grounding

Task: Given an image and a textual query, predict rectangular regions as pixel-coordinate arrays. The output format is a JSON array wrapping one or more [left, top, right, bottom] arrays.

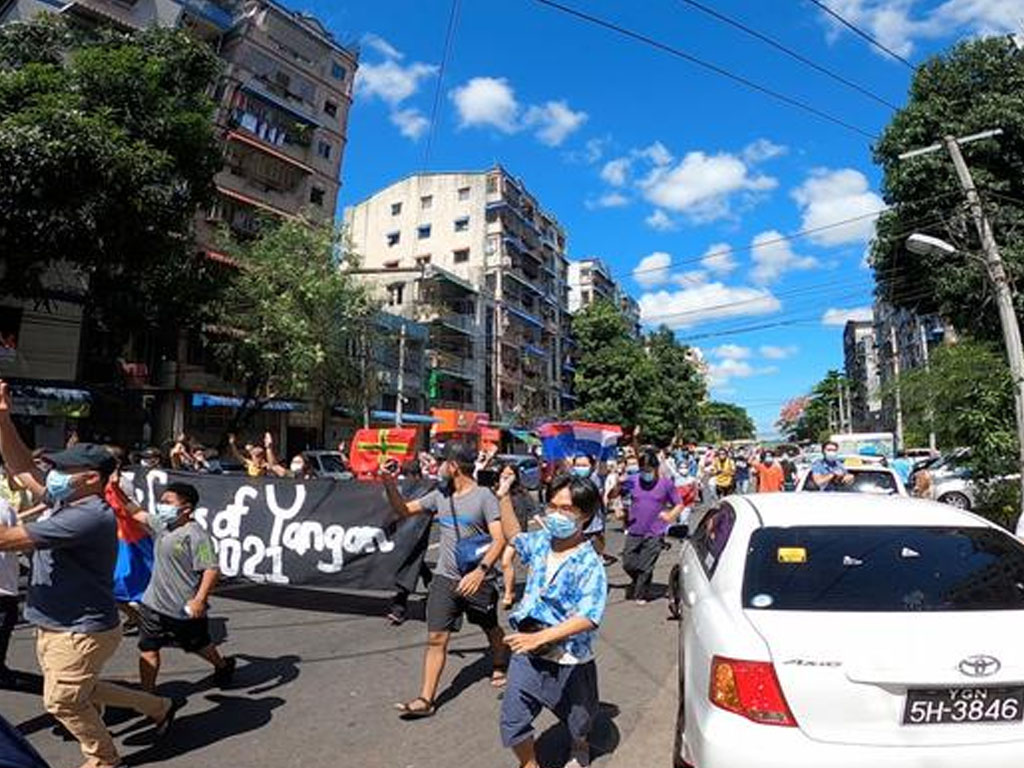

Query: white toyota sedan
[[673, 493, 1024, 768]]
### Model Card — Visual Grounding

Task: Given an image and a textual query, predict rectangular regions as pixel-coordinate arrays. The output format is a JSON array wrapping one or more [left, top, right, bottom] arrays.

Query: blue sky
[[311, 0, 1019, 436]]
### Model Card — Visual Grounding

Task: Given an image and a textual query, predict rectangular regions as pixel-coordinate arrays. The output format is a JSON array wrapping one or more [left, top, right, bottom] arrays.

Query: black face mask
[[437, 464, 455, 494]]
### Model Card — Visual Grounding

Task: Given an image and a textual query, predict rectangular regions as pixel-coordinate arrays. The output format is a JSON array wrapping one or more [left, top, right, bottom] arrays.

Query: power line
[[422, 0, 463, 167], [532, 0, 879, 139], [804, 0, 915, 69], [675, 0, 899, 110]]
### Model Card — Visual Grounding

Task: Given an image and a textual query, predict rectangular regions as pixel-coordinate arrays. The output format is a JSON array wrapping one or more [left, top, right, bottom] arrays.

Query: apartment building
[[345, 167, 576, 422], [567, 258, 641, 338], [843, 319, 883, 431], [0, 0, 359, 448]]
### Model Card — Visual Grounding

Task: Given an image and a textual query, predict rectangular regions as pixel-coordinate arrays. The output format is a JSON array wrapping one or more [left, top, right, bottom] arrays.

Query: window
[[486, 176, 498, 194], [453, 249, 470, 264], [417, 224, 431, 240], [309, 186, 325, 206], [387, 231, 400, 247], [458, 186, 471, 201], [317, 140, 332, 159], [454, 216, 470, 232], [323, 100, 338, 118], [331, 61, 346, 81], [384, 259, 400, 269], [391, 202, 402, 216], [743, 526, 1024, 612], [416, 254, 431, 266], [691, 505, 736, 578], [421, 195, 433, 210], [387, 282, 405, 307], [581, 290, 591, 304]]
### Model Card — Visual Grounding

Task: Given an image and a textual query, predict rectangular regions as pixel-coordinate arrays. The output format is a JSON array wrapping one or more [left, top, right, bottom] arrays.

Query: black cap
[[45, 443, 117, 475]]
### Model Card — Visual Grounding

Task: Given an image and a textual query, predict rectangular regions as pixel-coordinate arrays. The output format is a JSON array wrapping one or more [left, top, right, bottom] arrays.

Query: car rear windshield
[[316, 454, 346, 473], [743, 526, 1024, 612]]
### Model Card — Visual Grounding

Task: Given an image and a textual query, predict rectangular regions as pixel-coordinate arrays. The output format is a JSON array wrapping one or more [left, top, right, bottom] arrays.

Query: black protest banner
[[123, 468, 433, 591]]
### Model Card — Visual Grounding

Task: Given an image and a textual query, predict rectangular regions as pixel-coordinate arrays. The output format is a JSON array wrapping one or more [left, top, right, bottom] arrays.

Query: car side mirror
[[666, 523, 689, 540]]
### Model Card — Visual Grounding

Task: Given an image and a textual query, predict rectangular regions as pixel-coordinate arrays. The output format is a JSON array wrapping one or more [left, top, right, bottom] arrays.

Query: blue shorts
[[500, 654, 599, 748]]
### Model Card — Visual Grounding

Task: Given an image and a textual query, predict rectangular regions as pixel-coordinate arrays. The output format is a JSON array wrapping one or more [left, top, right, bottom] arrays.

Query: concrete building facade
[[843, 319, 883, 431], [567, 258, 641, 337], [345, 167, 576, 422]]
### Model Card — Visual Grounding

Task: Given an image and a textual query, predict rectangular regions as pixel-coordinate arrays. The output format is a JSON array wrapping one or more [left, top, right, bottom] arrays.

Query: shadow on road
[[220, 583, 427, 622], [535, 701, 621, 765]]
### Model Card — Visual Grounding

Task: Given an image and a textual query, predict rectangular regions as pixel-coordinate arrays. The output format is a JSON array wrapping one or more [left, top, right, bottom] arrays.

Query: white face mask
[[824, 449, 839, 460], [290, 460, 305, 473]]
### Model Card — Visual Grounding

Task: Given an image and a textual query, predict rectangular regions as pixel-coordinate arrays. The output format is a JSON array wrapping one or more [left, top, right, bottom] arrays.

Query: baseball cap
[[44, 443, 117, 475]]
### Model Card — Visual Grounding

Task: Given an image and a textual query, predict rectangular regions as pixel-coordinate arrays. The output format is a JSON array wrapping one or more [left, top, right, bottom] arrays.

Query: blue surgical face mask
[[640, 471, 656, 483], [571, 466, 591, 478], [626, 466, 640, 476], [45, 470, 75, 503], [155, 503, 182, 525], [543, 510, 580, 540]]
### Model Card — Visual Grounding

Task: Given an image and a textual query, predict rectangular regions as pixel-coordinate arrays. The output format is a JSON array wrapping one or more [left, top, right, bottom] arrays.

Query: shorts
[[500, 654, 599, 748], [426, 574, 498, 633], [137, 603, 212, 653]]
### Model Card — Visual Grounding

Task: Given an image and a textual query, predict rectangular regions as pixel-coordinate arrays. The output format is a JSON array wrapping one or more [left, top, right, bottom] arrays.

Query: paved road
[[2, 526, 678, 768]]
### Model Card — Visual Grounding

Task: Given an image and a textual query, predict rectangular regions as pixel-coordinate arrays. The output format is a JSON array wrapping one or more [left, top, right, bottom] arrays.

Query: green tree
[[571, 299, 654, 426], [871, 37, 1024, 342], [0, 16, 224, 347], [783, 370, 847, 442], [701, 401, 755, 442], [637, 326, 707, 444], [213, 218, 377, 436]]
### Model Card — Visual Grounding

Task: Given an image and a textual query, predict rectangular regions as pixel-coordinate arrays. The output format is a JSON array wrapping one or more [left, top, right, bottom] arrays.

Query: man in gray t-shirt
[[383, 442, 507, 718], [124, 481, 235, 693], [0, 423, 176, 768]]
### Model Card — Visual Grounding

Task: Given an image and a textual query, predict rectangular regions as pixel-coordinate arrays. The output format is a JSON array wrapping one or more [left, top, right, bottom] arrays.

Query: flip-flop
[[491, 669, 508, 688], [395, 696, 436, 719]]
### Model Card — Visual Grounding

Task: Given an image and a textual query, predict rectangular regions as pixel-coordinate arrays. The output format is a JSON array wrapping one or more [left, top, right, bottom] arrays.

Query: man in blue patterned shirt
[[497, 472, 607, 768]]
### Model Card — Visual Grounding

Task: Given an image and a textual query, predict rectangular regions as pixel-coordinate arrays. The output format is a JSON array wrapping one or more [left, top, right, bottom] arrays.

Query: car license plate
[[903, 687, 1024, 725]]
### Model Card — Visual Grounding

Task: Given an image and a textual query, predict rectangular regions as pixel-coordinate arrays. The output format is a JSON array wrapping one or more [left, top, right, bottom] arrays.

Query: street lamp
[[906, 233, 957, 258]]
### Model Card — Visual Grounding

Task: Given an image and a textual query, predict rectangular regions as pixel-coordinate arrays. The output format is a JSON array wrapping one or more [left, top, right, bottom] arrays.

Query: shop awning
[[190, 393, 306, 411], [370, 410, 439, 425], [11, 385, 91, 418]]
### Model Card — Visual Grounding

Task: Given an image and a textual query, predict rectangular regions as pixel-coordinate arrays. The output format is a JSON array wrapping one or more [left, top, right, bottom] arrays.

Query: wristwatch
[[477, 561, 492, 574]]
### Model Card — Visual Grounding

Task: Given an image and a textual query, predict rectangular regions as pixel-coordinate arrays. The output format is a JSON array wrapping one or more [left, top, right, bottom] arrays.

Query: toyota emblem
[[958, 655, 1001, 678]]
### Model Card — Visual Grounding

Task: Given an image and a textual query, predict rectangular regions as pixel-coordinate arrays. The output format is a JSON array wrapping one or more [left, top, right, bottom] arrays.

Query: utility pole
[[889, 325, 904, 452], [837, 381, 847, 433], [944, 132, 1024, 515], [395, 322, 407, 427], [920, 321, 937, 452], [360, 334, 370, 429], [844, 381, 853, 432]]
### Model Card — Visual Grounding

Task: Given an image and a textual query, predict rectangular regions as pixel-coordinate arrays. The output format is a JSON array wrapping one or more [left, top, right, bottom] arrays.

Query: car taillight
[[709, 656, 797, 727]]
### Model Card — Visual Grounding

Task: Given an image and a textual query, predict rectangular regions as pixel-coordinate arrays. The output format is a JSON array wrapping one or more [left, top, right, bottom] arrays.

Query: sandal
[[491, 667, 508, 688], [394, 696, 436, 719]]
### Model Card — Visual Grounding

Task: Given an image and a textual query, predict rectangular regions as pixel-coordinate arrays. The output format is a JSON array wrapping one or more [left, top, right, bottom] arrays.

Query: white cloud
[[634, 251, 673, 289], [601, 157, 631, 187], [708, 359, 780, 387], [792, 168, 885, 247], [639, 282, 781, 329], [358, 58, 438, 107], [390, 108, 430, 140], [362, 33, 404, 60], [645, 209, 676, 231], [760, 344, 798, 360], [673, 270, 709, 288], [701, 243, 738, 276], [637, 141, 673, 166], [712, 344, 752, 360], [356, 38, 437, 142], [451, 76, 520, 133], [822, 306, 874, 326], [639, 150, 778, 223], [750, 230, 818, 284], [817, 0, 1021, 58], [568, 136, 610, 164], [742, 138, 788, 164], [523, 100, 588, 146], [585, 192, 630, 210]]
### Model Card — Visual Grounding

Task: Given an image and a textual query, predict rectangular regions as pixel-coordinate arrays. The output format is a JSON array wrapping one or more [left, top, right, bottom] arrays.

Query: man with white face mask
[[810, 440, 855, 491], [0, 381, 178, 768]]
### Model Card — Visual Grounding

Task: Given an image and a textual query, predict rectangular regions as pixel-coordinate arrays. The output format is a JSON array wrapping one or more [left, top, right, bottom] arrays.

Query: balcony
[[179, 0, 235, 32], [503, 303, 544, 332]]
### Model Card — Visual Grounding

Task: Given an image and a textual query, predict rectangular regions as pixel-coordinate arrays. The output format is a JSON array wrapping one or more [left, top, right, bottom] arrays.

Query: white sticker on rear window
[[843, 555, 864, 567], [751, 593, 774, 608], [901, 547, 920, 558]]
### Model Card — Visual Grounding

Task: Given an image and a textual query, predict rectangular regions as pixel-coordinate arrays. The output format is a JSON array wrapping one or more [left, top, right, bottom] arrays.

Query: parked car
[[670, 493, 1024, 768], [795, 465, 908, 496], [495, 454, 542, 491], [924, 449, 1019, 511], [303, 450, 354, 480]]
